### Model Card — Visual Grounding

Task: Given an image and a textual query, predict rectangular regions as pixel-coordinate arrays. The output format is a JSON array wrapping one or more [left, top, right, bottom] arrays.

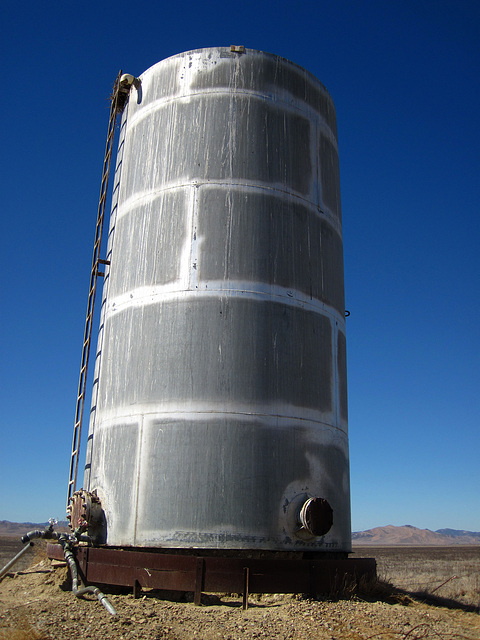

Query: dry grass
[[353, 545, 480, 610], [0, 614, 47, 640]]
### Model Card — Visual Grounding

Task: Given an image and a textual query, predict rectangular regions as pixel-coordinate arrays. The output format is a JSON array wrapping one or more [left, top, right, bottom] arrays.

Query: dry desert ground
[[1, 539, 479, 639]]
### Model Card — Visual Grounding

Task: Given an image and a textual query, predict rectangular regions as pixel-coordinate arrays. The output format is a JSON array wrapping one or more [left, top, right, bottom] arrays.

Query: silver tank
[[84, 47, 350, 552]]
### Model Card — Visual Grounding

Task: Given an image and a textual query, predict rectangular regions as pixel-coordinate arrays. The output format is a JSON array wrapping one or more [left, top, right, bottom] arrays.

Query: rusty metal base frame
[[47, 544, 376, 608]]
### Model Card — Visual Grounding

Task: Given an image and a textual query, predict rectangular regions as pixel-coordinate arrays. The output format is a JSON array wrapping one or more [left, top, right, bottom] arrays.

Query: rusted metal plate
[[47, 546, 375, 596], [46, 543, 64, 561], [79, 546, 198, 570]]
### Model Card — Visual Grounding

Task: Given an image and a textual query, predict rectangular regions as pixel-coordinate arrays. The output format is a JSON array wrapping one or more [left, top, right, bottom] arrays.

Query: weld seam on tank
[[106, 286, 346, 321], [114, 182, 339, 213], [114, 183, 342, 234], [128, 89, 338, 142], [89, 410, 349, 436], [114, 178, 339, 203], [106, 280, 345, 310], [125, 89, 338, 140]]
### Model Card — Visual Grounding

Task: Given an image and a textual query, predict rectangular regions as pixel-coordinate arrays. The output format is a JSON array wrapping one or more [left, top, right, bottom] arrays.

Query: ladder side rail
[[84, 101, 130, 493], [67, 73, 123, 503]]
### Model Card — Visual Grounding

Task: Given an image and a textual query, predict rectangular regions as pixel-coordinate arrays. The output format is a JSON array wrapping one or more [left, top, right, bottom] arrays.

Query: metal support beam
[[242, 567, 250, 610], [46, 544, 376, 603]]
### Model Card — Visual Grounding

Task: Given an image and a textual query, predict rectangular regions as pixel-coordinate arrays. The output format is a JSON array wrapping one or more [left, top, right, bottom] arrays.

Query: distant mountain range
[[0, 520, 70, 537], [352, 524, 480, 546], [1, 520, 479, 545]]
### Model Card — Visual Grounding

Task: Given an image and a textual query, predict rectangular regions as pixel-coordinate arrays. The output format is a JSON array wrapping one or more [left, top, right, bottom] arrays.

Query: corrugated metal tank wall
[[84, 47, 351, 552]]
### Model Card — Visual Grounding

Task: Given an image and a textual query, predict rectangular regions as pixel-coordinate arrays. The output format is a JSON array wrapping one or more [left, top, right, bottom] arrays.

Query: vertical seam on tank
[[315, 118, 321, 218], [224, 56, 239, 285], [133, 414, 144, 545], [190, 186, 199, 290], [319, 215, 324, 300], [333, 320, 339, 431], [85, 100, 129, 488]]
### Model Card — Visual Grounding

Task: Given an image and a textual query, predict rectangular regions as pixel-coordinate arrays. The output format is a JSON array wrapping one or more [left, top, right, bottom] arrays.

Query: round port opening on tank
[[298, 497, 333, 537]]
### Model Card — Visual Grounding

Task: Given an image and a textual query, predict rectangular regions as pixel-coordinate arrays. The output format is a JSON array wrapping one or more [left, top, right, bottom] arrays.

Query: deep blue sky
[[1, 1, 479, 532]]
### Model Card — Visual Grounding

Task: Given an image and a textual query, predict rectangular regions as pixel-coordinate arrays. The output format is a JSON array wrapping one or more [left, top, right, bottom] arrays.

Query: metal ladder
[[67, 71, 126, 505]]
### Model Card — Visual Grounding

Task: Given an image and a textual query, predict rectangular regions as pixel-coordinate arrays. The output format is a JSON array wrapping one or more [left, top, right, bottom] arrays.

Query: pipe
[[1, 520, 61, 581], [0, 542, 34, 581], [21, 529, 58, 544], [58, 535, 117, 616], [19, 524, 117, 616]]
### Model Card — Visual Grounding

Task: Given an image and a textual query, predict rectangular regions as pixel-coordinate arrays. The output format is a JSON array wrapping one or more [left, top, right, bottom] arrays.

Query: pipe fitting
[[67, 489, 106, 543], [18, 522, 116, 616]]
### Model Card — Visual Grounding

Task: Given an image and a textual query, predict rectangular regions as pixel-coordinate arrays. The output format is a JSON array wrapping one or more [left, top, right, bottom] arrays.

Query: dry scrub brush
[[355, 547, 480, 609]]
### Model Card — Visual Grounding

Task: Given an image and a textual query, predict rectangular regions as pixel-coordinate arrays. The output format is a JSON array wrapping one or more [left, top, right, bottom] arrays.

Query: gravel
[[1, 559, 479, 640]]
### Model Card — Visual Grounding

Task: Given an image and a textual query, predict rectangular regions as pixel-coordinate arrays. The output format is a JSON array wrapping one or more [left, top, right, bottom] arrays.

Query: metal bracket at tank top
[[67, 71, 136, 506]]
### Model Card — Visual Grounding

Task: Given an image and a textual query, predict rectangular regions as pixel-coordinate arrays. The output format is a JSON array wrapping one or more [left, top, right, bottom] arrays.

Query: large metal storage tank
[[84, 47, 350, 553]]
